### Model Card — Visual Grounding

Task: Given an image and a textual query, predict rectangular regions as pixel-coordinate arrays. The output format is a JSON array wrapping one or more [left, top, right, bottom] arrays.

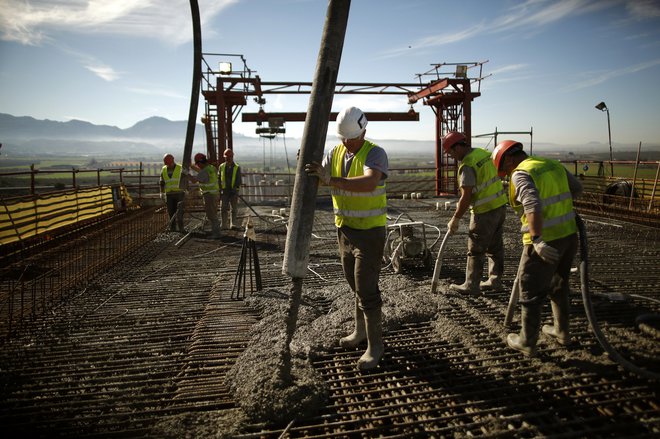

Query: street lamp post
[[595, 101, 614, 176]]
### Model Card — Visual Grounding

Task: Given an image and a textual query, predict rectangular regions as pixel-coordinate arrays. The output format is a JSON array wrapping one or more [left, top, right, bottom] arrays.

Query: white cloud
[[626, 0, 660, 20], [562, 58, 660, 91], [489, 64, 529, 75], [379, 0, 624, 57], [0, 0, 236, 46], [85, 63, 121, 81], [126, 86, 186, 99]]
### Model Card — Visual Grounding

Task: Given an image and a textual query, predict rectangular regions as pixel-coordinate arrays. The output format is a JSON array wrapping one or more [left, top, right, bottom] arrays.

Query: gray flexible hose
[[576, 214, 659, 381]]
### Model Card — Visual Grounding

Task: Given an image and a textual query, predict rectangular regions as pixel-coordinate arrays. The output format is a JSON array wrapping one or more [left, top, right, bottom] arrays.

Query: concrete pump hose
[[576, 214, 660, 381]]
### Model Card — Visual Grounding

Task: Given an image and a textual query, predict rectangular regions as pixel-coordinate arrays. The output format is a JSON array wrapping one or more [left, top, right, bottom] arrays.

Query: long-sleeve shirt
[[512, 166, 583, 214]]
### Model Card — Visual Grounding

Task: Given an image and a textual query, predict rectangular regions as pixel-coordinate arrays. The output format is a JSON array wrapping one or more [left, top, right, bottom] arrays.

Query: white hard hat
[[336, 106, 368, 139]]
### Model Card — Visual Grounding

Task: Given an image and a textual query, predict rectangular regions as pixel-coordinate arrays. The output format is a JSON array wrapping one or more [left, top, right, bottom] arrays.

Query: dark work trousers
[[467, 204, 506, 277], [166, 192, 185, 232], [338, 225, 386, 312], [517, 233, 578, 306], [221, 191, 239, 229]]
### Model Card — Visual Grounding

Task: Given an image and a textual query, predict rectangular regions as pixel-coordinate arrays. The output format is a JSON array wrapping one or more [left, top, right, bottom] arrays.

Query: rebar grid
[[0, 201, 657, 438], [0, 207, 167, 341]]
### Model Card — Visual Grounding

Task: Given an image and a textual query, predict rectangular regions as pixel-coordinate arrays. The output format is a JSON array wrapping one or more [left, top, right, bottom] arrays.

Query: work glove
[[304, 162, 331, 185], [532, 237, 560, 265], [447, 216, 460, 234]]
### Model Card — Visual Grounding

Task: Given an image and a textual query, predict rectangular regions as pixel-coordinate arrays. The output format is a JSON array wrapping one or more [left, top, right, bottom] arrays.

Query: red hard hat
[[163, 153, 174, 166], [194, 152, 207, 163], [492, 140, 523, 177], [442, 132, 467, 153]]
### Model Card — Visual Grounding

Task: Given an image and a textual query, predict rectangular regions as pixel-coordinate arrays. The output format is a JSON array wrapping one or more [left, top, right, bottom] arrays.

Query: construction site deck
[[0, 194, 658, 438]]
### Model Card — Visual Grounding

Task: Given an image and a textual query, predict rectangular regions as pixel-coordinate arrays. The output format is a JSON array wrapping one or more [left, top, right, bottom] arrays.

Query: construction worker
[[159, 153, 185, 233], [443, 132, 509, 295], [492, 140, 582, 356], [305, 106, 388, 370], [219, 148, 242, 230], [190, 152, 221, 239]]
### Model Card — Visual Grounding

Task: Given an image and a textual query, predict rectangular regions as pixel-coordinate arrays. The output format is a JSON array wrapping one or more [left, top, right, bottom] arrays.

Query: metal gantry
[[199, 54, 487, 196]]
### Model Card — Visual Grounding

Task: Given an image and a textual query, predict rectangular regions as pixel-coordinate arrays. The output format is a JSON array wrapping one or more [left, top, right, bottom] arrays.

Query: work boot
[[507, 304, 541, 356], [357, 307, 384, 370], [340, 298, 367, 349], [176, 200, 185, 232], [543, 292, 572, 346], [480, 277, 503, 292], [480, 255, 504, 292], [449, 255, 483, 295], [221, 210, 230, 230]]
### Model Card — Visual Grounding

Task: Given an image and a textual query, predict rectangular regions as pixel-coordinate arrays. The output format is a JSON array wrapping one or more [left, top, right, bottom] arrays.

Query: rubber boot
[[357, 307, 384, 370], [220, 210, 228, 230], [543, 292, 572, 346], [449, 255, 483, 295], [507, 304, 541, 356], [480, 253, 504, 292], [211, 220, 221, 239], [339, 298, 366, 349], [176, 201, 185, 233]]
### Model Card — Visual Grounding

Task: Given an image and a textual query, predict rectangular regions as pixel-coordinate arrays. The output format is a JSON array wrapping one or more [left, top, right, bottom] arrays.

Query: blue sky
[[1, 0, 659, 150]]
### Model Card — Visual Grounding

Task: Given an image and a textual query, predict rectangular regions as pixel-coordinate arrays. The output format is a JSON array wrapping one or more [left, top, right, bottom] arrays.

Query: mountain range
[[1, 113, 658, 161]]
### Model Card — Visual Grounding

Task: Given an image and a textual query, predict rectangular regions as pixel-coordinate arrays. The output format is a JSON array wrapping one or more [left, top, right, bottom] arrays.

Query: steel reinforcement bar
[[0, 206, 167, 342]]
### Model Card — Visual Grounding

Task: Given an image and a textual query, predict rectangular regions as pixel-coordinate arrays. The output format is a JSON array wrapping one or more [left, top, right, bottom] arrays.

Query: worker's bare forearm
[[453, 187, 473, 219]]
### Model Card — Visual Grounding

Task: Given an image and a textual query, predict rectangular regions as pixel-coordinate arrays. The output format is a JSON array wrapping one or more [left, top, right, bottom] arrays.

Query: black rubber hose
[[576, 214, 659, 381]]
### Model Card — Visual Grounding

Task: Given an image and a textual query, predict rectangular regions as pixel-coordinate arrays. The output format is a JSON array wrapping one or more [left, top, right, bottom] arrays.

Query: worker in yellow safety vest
[[442, 132, 509, 295], [191, 153, 221, 239], [219, 148, 242, 230], [492, 140, 582, 356], [159, 153, 185, 233], [305, 106, 388, 370]]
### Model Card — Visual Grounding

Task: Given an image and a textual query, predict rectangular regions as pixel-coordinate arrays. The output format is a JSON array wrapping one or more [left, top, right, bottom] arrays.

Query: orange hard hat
[[163, 153, 174, 166], [441, 132, 467, 153], [491, 140, 523, 177], [194, 152, 207, 163]]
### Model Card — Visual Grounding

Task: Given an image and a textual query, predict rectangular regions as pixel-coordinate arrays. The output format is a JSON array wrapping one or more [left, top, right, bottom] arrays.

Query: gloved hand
[[532, 237, 560, 264], [447, 216, 460, 234], [305, 162, 331, 185]]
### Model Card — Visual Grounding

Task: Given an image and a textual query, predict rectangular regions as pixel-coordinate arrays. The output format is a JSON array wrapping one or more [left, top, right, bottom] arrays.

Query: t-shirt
[[321, 142, 388, 184], [458, 165, 477, 188]]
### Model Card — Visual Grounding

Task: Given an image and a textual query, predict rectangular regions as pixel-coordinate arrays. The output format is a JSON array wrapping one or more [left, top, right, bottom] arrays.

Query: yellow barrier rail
[[1, 185, 133, 246]]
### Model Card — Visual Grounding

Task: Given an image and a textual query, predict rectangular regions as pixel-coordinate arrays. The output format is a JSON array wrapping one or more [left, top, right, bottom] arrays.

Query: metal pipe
[[606, 108, 613, 176], [283, 0, 350, 279], [181, 0, 202, 180], [629, 141, 641, 210], [647, 161, 660, 212], [281, 0, 351, 376]]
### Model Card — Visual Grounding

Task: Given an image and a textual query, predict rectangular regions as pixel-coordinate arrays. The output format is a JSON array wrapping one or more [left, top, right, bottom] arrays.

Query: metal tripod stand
[[231, 221, 262, 300]]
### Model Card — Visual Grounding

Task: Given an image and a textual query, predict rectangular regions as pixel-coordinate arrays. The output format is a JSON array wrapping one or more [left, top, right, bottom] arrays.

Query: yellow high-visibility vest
[[330, 141, 387, 229], [219, 163, 240, 189], [198, 164, 219, 195], [458, 148, 507, 214], [161, 165, 183, 193], [510, 157, 577, 244]]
